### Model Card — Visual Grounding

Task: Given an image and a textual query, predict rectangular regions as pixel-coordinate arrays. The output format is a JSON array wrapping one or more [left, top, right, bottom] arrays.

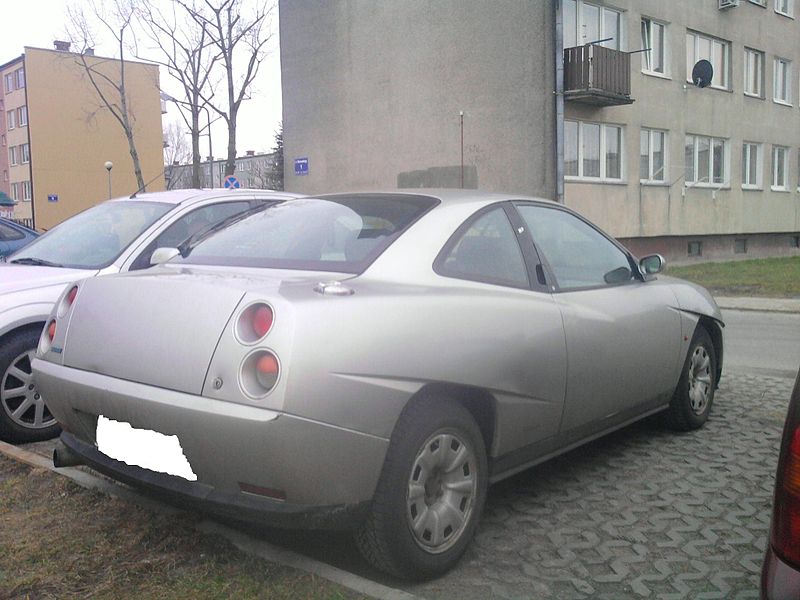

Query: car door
[[514, 202, 681, 435]]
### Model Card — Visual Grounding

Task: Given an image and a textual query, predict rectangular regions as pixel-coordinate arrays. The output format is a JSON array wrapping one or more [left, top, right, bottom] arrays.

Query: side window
[[516, 205, 633, 291], [130, 201, 250, 271], [0, 222, 24, 241], [436, 207, 529, 288]]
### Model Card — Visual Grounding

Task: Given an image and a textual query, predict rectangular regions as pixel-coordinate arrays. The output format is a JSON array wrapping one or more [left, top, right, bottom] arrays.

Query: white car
[[0, 189, 300, 442]]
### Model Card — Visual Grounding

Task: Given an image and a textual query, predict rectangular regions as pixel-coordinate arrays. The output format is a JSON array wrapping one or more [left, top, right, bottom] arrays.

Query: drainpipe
[[554, 0, 565, 203]]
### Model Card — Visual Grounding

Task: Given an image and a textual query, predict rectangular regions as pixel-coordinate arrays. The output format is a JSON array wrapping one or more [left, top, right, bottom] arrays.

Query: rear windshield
[[178, 194, 438, 272]]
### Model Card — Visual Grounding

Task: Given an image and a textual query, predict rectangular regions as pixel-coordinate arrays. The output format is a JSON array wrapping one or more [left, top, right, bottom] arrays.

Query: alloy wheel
[[1, 349, 55, 430]]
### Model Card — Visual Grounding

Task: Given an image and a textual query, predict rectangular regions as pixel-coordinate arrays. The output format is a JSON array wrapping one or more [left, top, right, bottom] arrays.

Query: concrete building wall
[[23, 47, 165, 230], [280, 0, 556, 199], [564, 0, 800, 260]]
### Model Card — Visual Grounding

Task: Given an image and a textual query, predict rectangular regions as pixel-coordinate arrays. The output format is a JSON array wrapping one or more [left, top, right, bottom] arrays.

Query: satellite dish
[[692, 60, 714, 88]]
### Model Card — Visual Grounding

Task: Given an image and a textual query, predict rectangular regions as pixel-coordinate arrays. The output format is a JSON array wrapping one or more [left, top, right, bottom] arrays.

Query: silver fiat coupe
[[33, 191, 723, 579]]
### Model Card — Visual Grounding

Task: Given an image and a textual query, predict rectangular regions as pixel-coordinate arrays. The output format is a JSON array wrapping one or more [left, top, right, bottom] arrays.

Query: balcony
[[563, 45, 634, 107]]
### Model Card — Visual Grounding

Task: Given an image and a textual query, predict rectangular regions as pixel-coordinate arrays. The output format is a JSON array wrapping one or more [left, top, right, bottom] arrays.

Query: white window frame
[[563, 0, 624, 50], [3, 74, 12, 94], [686, 31, 731, 90], [774, 58, 792, 105], [748, 0, 767, 5], [775, 0, 794, 17], [8, 146, 17, 166], [742, 142, 763, 189], [772, 145, 790, 191], [641, 18, 668, 77], [14, 68, 24, 90], [21, 180, 31, 201], [17, 105, 27, 127], [20, 143, 29, 164], [640, 128, 668, 183], [565, 120, 625, 182], [685, 134, 730, 186], [6, 110, 14, 130], [744, 48, 764, 97], [10, 182, 18, 201]]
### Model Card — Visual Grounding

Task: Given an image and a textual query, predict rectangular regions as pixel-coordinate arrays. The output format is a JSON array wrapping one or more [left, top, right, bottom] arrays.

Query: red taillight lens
[[66, 286, 78, 306], [240, 350, 280, 397], [47, 320, 56, 342], [773, 426, 800, 567], [256, 354, 279, 375], [236, 303, 274, 343], [252, 305, 273, 338]]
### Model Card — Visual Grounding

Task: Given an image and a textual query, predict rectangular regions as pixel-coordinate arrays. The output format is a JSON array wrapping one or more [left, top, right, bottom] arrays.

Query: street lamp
[[160, 92, 214, 188], [104, 161, 113, 199]]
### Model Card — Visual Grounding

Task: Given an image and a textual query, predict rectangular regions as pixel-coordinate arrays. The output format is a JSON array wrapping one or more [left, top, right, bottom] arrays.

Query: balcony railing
[[563, 45, 633, 106]]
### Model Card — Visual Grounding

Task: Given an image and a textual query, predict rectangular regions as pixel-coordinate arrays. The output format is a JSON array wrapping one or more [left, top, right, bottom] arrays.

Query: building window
[[776, 0, 794, 16], [774, 58, 792, 104], [3, 74, 12, 94], [685, 134, 729, 185], [742, 142, 763, 189], [791, 235, 800, 248], [8, 146, 17, 166], [688, 241, 702, 257], [744, 48, 764, 97], [1, 134, 5, 147], [563, 1, 622, 50], [640, 128, 667, 182], [6, 110, 14, 130], [21, 180, 31, 201], [734, 239, 748, 254], [10, 182, 18, 201], [772, 145, 789, 190], [748, 0, 767, 5], [14, 68, 24, 90], [17, 106, 27, 127], [565, 120, 624, 182], [20, 143, 29, 164], [686, 31, 730, 90], [641, 18, 667, 75]]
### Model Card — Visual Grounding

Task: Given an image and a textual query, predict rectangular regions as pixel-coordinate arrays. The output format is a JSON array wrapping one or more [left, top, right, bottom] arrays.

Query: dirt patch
[[0, 456, 364, 600]]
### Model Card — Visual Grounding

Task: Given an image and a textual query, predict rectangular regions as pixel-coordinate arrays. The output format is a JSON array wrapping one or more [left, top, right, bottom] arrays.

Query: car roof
[[106, 188, 302, 207], [316, 189, 557, 207]]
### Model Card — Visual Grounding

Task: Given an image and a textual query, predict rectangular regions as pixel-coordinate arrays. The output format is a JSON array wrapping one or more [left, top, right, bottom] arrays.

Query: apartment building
[[280, 0, 800, 262], [0, 45, 164, 230], [165, 151, 280, 190]]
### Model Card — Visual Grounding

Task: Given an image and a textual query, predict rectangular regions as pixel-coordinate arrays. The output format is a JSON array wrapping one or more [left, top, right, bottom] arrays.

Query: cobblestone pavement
[[406, 370, 794, 600]]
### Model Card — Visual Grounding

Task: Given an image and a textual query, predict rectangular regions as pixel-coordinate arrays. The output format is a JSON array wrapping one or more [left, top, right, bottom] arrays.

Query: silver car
[[0, 189, 300, 442], [33, 191, 723, 579]]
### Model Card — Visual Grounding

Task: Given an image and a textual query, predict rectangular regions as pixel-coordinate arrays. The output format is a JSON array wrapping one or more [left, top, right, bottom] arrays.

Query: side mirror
[[640, 254, 665, 275], [150, 247, 180, 266]]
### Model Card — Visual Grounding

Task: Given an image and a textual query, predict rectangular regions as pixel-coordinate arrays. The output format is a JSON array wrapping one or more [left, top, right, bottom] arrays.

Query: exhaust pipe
[[53, 442, 85, 468]]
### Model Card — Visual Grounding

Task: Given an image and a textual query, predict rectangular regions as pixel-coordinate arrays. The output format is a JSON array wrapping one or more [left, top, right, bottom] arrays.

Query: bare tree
[[163, 122, 192, 189], [66, 0, 146, 191], [133, 0, 219, 188], [181, 0, 273, 177]]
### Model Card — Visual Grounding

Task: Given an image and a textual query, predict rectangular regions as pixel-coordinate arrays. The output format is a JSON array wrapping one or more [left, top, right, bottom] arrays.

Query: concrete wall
[[24, 47, 164, 230], [565, 0, 800, 243], [280, 0, 556, 199]]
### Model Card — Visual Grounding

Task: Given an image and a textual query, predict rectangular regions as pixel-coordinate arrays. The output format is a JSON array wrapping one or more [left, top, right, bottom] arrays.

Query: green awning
[[0, 191, 14, 207]]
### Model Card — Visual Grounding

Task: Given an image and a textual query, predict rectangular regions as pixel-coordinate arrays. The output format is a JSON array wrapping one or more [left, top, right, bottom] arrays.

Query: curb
[[0, 440, 423, 600], [715, 297, 800, 314]]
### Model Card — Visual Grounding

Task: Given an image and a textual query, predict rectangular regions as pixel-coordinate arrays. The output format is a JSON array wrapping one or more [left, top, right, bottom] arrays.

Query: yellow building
[[0, 44, 164, 230]]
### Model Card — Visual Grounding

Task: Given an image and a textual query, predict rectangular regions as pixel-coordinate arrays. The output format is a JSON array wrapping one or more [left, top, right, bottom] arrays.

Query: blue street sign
[[47, 194, 58, 202], [294, 157, 309, 176], [223, 175, 240, 189]]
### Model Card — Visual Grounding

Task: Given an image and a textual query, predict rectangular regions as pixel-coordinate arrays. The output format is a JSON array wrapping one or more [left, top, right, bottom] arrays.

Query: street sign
[[223, 175, 240, 189], [294, 157, 309, 176], [47, 194, 58, 202]]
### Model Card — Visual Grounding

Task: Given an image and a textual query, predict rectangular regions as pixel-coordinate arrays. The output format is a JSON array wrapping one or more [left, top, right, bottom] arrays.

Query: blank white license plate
[[96, 415, 197, 481]]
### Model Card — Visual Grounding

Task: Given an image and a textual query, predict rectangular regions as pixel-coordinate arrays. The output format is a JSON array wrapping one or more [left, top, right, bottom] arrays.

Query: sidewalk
[[715, 296, 800, 314]]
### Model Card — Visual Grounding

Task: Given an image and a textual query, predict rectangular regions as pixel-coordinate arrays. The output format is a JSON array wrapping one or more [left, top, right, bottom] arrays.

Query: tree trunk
[[190, 109, 201, 188]]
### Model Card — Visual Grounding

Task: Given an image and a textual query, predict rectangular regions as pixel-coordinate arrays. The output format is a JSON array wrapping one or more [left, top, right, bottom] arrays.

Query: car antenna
[[129, 169, 167, 199]]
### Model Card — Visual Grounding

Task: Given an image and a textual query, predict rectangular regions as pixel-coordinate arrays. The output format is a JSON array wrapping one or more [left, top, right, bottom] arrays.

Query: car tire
[[665, 326, 717, 431], [355, 396, 488, 580], [0, 327, 61, 443]]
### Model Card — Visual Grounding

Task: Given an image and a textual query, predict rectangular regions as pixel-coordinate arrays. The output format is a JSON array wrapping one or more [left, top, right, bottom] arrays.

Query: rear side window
[[435, 206, 529, 289], [0, 222, 24, 241]]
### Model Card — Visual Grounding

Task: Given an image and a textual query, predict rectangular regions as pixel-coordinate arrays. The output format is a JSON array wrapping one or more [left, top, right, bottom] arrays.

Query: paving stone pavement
[[406, 371, 794, 600]]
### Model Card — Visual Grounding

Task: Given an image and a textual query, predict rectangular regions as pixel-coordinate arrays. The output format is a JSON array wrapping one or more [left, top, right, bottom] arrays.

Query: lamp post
[[104, 161, 113, 199], [160, 92, 214, 188]]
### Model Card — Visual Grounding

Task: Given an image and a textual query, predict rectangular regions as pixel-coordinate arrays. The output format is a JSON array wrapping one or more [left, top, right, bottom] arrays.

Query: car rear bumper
[[761, 544, 800, 600], [34, 359, 389, 529]]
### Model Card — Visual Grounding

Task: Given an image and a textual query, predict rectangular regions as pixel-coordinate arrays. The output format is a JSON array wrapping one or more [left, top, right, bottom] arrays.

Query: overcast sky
[[1, 0, 283, 159]]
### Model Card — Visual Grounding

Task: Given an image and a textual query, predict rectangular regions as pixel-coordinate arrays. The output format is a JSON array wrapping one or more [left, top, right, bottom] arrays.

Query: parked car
[[0, 189, 301, 443], [34, 191, 724, 579], [761, 370, 800, 598], [0, 218, 38, 258]]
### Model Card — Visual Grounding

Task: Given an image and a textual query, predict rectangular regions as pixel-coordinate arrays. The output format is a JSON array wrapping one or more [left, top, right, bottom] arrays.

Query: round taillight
[[47, 320, 56, 342], [66, 286, 78, 306], [240, 350, 280, 398], [58, 285, 80, 318], [236, 303, 274, 344]]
